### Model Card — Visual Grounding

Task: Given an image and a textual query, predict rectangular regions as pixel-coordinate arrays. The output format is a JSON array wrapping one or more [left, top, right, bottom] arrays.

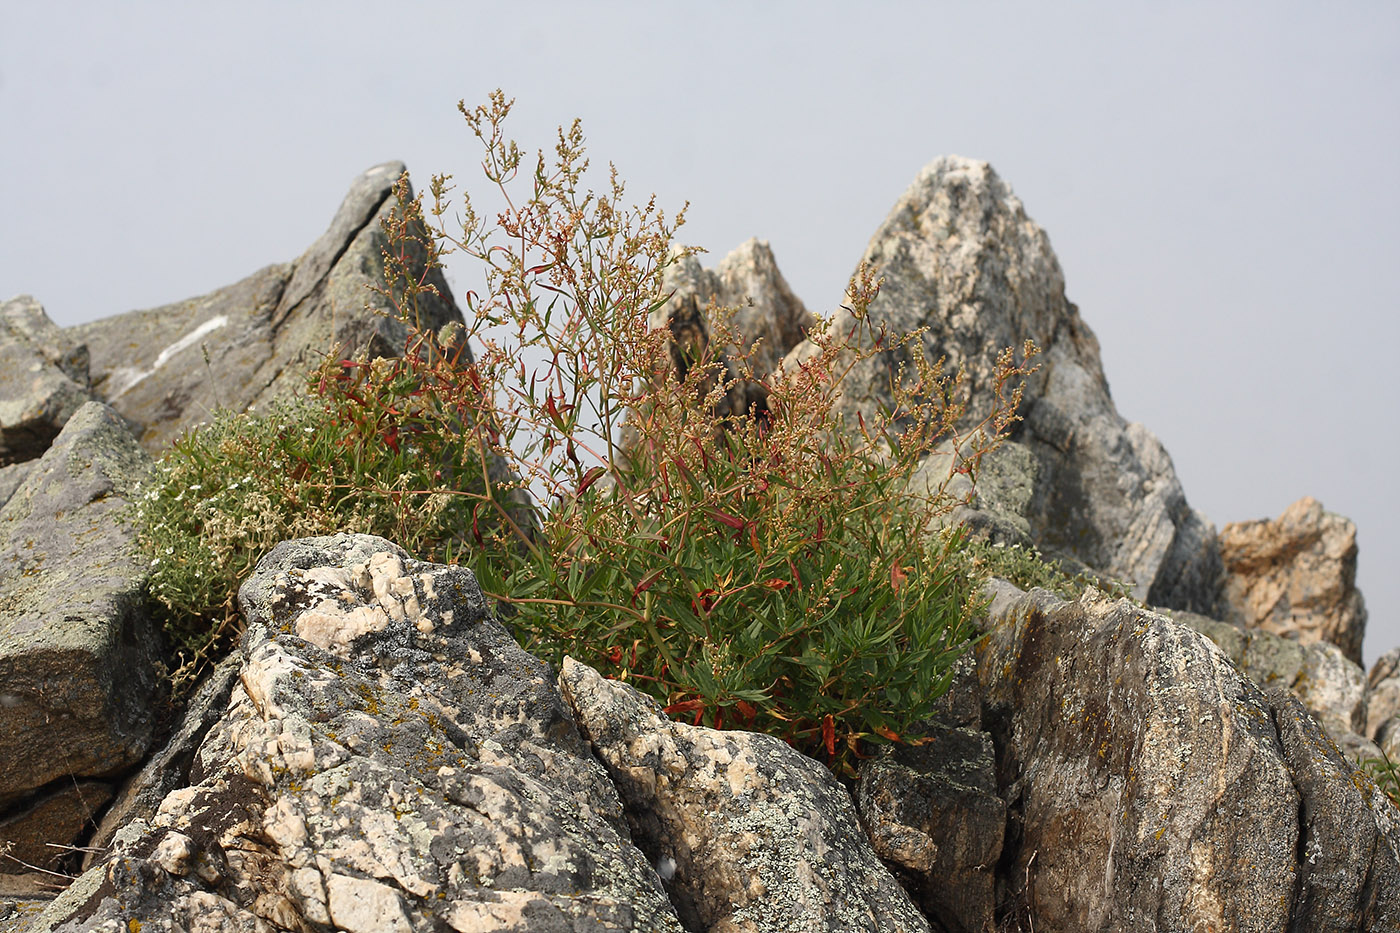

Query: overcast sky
[[3, 3, 1397, 666]]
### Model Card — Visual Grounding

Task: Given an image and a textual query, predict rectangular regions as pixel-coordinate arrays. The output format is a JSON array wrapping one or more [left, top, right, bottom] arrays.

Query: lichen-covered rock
[[559, 658, 930, 933], [781, 156, 1220, 614], [980, 580, 1381, 931], [68, 162, 463, 452], [0, 401, 156, 861], [1219, 496, 1367, 664], [1263, 687, 1400, 930], [1171, 609, 1373, 762], [857, 725, 1004, 933], [39, 535, 683, 933], [82, 654, 243, 872], [0, 295, 91, 466]]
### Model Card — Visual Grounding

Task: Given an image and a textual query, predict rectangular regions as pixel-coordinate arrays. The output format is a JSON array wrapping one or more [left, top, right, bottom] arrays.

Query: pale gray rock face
[[1171, 609, 1373, 762], [559, 658, 931, 933], [68, 162, 463, 453], [977, 580, 1400, 932], [657, 239, 816, 380], [40, 534, 682, 933], [0, 295, 92, 466], [0, 401, 157, 870], [1368, 648, 1400, 742], [1219, 495, 1368, 665], [781, 157, 1221, 614]]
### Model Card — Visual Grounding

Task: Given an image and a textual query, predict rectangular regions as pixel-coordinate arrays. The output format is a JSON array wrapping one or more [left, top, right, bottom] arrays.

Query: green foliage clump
[[1362, 749, 1400, 811], [139, 91, 1036, 769], [960, 538, 1134, 602]]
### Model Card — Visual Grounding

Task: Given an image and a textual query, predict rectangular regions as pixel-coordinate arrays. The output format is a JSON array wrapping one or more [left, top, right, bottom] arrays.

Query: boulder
[[1219, 496, 1368, 665], [38, 534, 684, 932], [0, 296, 92, 466], [559, 658, 931, 933], [977, 580, 1400, 931], [0, 401, 158, 869], [780, 157, 1221, 614], [68, 162, 463, 453]]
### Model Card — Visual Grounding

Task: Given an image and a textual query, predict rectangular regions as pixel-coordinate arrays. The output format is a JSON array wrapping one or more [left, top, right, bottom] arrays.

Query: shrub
[[139, 91, 1036, 769]]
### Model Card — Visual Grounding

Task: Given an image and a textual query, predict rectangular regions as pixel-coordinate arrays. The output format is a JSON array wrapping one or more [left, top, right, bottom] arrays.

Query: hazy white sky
[[3, 3, 1397, 665]]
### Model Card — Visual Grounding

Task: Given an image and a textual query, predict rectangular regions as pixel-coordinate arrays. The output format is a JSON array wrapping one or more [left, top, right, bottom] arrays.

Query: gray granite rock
[[69, 162, 463, 453], [0, 402, 156, 820], [560, 658, 930, 933], [0, 296, 92, 466], [40, 534, 682, 933], [977, 580, 1400, 931], [781, 157, 1221, 615]]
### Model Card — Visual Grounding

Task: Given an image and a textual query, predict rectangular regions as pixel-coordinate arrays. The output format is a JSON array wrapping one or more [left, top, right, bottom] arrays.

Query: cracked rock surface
[[36, 534, 682, 933]]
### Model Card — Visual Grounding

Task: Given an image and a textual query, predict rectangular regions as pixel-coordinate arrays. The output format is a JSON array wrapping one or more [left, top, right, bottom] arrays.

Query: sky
[[3, 3, 1397, 666]]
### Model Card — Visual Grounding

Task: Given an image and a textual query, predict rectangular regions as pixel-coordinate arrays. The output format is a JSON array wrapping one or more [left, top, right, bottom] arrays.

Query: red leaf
[[875, 725, 901, 742], [664, 698, 705, 715], [631, 568, 665, 605], [762, 578, 791, 590], [707, 509, 745, 530], [890, 562, 908, 594], [735, 701, 757, 723], [692, 588, 720, 614], [822, 715, 836, 759], [606, 646, 623, 665], [576, 465, 607, 496]]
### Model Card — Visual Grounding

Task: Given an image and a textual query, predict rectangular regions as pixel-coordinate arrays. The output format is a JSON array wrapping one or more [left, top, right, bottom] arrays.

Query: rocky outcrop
[[779, 157, 1221, 615], [1219, 495, 1368, 665], [657, 239, 815, 381], [560, 658, 930, 933], [978, 580, 1400, 931], [0, 401, 158, 875], [0, 296, 92, 468], [68, 162, 463, 453], [38, 534, 684, 932]]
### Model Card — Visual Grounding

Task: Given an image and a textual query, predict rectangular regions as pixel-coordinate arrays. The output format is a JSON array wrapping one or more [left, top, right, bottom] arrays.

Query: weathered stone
[[559, 658, 930, 933], [40, 534, 683, 933], [82, 654, 242, 871], [1368, 648, 1400, 742], [1263, 686, 1400, 930], [0, 296, 91, 466], [0, 782, 112, 875], [980, 581, 1301, 931], [1292, 639, 1368, 741], [857, 724, 1004, 933], [657, 239, 816, 381], [68, 162, 463, 452], [780, 156, 1221, 614], [1219, 496, 1367, 664], [0, 402, 157, 812]]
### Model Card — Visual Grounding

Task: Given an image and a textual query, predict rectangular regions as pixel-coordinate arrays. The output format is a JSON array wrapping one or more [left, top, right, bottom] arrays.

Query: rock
[[658, 239, 815, 380], [1264, 686, 1400, 930], [559, 658, 931, 933], [68, 162, 463, 453], [977, 580, 1400, 931], [1368, 648, 1400, 743], [1218, 496, 1367, 665], [857, 726, 1004, 933], [1172, 610, 1372, 760], [0, 402, 157, 830], [0, 782, 113, 875], [40, 534, 683, 932], [781, 156, 1221, 614], [81, 653, 242, 872], [0, 296, 92, 466]]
